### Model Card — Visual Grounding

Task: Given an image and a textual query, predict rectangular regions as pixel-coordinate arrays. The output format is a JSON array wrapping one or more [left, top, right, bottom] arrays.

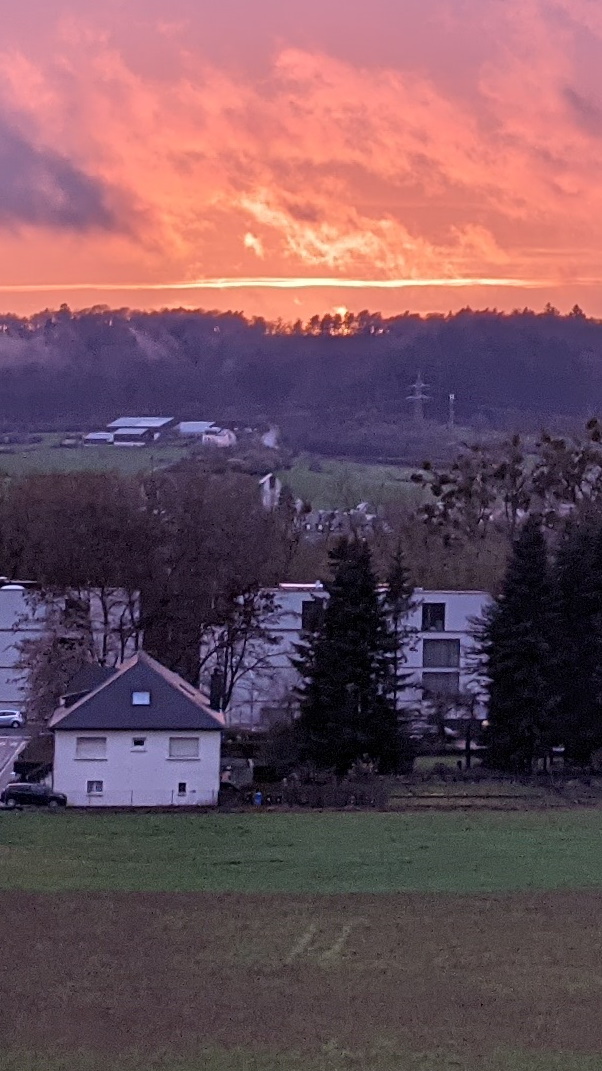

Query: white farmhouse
[[51, 651, 223, 807], [223, 583, 491, 728]]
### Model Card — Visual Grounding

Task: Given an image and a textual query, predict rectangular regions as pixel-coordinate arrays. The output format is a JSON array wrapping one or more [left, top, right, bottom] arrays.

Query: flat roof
[[178, 421, 217, 433], [107, 417, 174, 429], [113, 427, 153, 437]]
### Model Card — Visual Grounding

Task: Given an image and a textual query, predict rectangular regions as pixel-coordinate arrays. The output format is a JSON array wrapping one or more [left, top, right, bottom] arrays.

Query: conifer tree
[[478, 517, 553, 771], [550, 515, 602, 764], [294, 538, 401, 775], [382, 543, 415, 711]]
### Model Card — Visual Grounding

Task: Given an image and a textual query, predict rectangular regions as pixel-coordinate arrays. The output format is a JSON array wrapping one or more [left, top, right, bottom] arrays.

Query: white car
[[0, 710, 25, 729]]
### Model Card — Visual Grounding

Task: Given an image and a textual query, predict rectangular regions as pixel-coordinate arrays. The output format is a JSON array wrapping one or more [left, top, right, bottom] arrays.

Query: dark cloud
[[563, 86, 602, 136], [0, 117, 122, 231]]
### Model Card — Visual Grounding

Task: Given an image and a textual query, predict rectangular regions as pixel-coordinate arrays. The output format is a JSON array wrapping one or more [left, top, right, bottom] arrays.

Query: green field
[[3, 810, 602, 893], [0, 435, 191, 476], [2, 811, 602, 1070], [277, 457, 421, 510]]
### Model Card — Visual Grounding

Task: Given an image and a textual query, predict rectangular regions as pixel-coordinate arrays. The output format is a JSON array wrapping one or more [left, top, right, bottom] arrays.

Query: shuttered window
[[75, 737, 107, 760], [168, 737, 199, 759]]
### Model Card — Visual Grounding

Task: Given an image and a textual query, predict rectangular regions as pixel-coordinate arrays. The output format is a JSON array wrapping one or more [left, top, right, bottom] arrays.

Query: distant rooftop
[[177, 421, 217, 434], [107, 417, 174, 429], [113, 427, 154, 437]]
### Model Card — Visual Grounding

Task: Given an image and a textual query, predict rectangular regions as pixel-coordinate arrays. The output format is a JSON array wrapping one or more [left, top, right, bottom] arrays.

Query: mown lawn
[[3, 809, 602, 893]]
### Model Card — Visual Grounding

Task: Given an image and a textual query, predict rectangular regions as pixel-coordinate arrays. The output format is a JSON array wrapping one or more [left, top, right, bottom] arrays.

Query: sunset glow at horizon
[[3, 0, 602, 320]]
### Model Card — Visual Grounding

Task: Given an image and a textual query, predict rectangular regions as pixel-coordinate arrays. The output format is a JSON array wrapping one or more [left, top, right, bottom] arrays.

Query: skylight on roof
[[131, 690, 151, 706]]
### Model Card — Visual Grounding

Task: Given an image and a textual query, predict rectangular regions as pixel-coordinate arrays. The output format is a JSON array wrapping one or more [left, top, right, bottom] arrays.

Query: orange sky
[[2, 0, 602, 320]]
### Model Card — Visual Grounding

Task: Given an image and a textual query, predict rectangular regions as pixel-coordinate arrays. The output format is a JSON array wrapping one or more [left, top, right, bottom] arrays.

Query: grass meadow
[[2, 810, 602, 1070], [277, 457, 421, 510], [0, 435, 190, 476]]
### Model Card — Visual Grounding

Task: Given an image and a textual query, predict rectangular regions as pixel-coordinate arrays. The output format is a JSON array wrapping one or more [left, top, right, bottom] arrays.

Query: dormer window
[[131, 690, 151, 706]]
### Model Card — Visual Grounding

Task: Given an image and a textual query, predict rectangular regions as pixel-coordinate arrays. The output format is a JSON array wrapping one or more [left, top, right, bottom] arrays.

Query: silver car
[[0, 710, 25, 729]]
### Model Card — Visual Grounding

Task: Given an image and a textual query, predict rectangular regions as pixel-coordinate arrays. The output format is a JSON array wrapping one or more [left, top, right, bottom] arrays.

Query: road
[[0, 730, 29, 791]]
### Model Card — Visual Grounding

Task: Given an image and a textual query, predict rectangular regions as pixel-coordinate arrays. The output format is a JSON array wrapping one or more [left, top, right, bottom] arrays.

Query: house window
[[86, 780, 104, 795], [168, 736, 200, 759], [178, 782, 187, 796], [423, 639, 461, 669], [301, 599, 324, 632], [75, 736, 107, 760], [131, 690, 151, 705], [421, 603, 446, 632], [422, 671, 460, 696], [132, 737, 146, 750]]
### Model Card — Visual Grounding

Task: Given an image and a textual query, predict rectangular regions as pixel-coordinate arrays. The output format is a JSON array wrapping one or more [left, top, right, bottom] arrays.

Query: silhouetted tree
[[549, 514, 602, 764], [477, 517, 553, 772], [294, 538, 401, 775]]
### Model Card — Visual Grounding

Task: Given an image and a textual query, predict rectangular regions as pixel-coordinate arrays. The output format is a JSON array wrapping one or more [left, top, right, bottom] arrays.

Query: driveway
[[0, 730, 29, 792]]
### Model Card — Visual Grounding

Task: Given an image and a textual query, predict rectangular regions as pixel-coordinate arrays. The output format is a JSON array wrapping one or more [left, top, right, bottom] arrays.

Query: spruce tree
[[478, 517, 553, 772], [382, 542, 415, 711], [550, 515, 602, 764], [294, 538, 400, 775]]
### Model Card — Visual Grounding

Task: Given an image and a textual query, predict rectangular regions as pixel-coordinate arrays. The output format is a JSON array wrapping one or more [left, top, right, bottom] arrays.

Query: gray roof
[[113, 427, 154, 437], [177, 421, 217, 434], [51, 651, 224, 732], [107, 417, 174, 429], [63, 663, 116, 699]]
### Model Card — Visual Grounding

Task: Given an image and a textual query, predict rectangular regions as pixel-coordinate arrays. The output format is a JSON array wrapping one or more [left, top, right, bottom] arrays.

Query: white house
[[202, 427, 237, 448], [51, 651, 223, 807], [259, 472, 282, 510], [222, 583, 491, 728]]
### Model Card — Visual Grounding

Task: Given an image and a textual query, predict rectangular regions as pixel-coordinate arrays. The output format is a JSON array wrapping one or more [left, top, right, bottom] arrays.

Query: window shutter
[[169, 737, 199, 759], [76, 737, 107, 759]]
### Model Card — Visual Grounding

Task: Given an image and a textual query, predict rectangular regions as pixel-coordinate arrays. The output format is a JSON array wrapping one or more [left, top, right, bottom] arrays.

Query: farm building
[[106, 417, 175, 441]]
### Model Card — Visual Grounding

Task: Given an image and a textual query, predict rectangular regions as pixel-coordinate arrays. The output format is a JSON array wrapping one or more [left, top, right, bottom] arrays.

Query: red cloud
[[1, 0, 602, 308]]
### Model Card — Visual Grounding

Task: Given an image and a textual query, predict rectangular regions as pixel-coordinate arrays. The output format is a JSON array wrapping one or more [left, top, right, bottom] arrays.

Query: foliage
[[1, 306, 602, 450], [294, 538, 403, 775], [15, 597, 95, 723], [549, 514, 602, 763], [477, 518, 554, 772]]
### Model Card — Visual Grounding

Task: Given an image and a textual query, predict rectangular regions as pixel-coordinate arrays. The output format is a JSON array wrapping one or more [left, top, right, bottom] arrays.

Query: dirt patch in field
[[1, 892, 602, 1056]]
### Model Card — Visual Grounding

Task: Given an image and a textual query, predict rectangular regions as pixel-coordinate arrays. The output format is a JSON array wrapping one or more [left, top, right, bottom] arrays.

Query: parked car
[[0, 710, 25, 729], [0, 783, 67, 809]]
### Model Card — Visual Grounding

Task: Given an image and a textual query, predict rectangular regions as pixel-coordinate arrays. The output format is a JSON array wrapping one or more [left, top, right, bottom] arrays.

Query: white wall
[[225, 585, 491, 727], [0, 586, 45, 710], [53, 729, 221, 806], [0, 585, 140, 715]]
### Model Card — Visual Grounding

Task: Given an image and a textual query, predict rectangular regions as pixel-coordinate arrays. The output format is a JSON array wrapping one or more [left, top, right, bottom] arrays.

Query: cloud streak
[[0, 114, 122, 231]]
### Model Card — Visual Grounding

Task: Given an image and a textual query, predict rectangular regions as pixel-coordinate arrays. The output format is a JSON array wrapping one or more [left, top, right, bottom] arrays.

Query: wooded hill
[[0, 305, 598, 456]]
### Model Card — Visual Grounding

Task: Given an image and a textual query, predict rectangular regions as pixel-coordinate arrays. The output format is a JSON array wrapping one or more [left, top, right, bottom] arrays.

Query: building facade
[[0, 583, 140, 714], [222, 583, 491, 729], [52, 651, 223, 807]]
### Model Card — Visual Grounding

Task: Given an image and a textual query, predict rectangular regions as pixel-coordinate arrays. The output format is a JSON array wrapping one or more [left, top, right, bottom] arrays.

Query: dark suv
[[0, 783, 67, 809]]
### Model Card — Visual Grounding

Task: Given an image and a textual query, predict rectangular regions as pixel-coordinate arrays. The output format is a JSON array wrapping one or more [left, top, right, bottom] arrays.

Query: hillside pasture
[[277, 457, 422, 510]]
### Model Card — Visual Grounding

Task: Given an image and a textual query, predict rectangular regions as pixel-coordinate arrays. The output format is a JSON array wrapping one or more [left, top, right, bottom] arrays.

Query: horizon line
[[0, 275, 555, 293]]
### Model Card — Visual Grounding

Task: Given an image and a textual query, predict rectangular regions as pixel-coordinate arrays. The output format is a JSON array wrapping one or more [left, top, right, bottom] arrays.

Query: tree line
[[480, 511, 602, 771], [0, 305, 602, 448]]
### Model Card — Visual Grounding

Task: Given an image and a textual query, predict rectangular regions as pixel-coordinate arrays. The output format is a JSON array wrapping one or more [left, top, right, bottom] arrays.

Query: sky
[[2, 0, 602, 320]]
